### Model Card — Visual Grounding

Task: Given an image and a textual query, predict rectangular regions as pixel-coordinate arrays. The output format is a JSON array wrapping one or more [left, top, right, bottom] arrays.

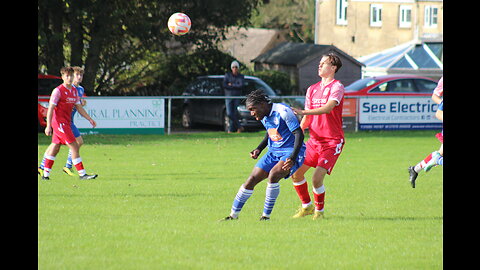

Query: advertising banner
[[342, 98, 358, 131], [74, 97, 165, 134], [358, 97, 442, 130], [342, 98, 357, 117]]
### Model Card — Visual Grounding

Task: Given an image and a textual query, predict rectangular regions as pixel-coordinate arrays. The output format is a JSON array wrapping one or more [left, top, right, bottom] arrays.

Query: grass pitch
[[38, 130, 442, 269]]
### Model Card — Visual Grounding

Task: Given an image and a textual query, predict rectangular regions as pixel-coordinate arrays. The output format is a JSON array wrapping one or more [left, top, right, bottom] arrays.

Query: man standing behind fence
[[223, 60, 245, 133]]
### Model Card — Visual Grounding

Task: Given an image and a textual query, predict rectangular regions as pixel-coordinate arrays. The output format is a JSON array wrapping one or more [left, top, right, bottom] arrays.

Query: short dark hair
[[72, 66, 84, 75], [246, 89, 271, 106], [324, 53, 342, 73], [60, 66, 74, 75]]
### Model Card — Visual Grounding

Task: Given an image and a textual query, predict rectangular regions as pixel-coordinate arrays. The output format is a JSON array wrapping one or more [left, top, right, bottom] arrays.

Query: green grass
[[38, 130, 442, 269]]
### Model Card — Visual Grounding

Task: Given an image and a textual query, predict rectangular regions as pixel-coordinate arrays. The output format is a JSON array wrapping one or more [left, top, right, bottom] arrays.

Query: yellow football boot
[[62, 167, 75, 176], [292, 204, 315, 218], [312, 211, 324, 220]]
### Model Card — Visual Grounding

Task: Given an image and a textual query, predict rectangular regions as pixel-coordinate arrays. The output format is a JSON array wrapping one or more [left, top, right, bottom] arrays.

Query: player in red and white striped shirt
[[290, 53, 345, 220]]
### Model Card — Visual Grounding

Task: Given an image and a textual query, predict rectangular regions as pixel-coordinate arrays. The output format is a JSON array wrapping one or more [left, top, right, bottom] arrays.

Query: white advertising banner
[[73, 97, 165, 134], [358, 97, 442, 130]]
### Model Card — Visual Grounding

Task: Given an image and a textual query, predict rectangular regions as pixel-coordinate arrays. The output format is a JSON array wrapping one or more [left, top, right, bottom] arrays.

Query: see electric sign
[[358, 97, 441, 130], [362, 100, 438, 113]]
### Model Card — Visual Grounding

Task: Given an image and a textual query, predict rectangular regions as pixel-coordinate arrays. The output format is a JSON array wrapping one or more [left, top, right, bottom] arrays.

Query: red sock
[[44, 158, 54, 170], [74, 162, 84, 171], [415, 153, 433, 172], [293, 179, 311, 205], [72, 157, 86, 175], [422, 153, 433, 166], [43, 156, 55, 176], [314, 192, 325, 211]]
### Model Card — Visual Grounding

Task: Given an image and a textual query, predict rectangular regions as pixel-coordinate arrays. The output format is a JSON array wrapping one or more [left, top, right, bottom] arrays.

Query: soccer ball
[[167, 12, 191, 36]]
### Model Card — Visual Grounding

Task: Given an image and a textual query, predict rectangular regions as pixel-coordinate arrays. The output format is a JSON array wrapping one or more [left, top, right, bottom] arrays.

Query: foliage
[[96, 47, 292, 97], [243, 69, 293, 95], [250, 0, 315, 43], [121, 48, 238, 96], [38, 0, 262, 96]]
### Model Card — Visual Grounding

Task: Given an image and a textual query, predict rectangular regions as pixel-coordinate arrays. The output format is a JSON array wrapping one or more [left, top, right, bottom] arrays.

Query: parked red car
[[344, 74, 438, 96], [38, 74, 62, 131]]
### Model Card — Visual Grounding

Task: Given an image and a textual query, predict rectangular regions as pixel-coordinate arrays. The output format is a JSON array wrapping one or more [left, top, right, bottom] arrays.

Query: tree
[[249, 0, 315, 43], [38, 0, 261, 95]]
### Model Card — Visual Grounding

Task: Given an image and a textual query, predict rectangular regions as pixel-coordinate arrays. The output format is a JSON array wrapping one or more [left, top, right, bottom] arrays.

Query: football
[[167, 12, 191, 36]]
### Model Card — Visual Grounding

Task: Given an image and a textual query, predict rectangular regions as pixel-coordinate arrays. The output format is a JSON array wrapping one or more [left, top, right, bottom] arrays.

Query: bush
[[131, 48, 238, 96], [242, 69, 293, 95], [126, 48, 293, 96]]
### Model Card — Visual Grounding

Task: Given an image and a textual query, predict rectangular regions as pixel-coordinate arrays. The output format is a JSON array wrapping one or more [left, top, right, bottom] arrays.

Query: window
[[370, 4, 382, 27], [243, 80, 269, 96], [370, 82, 388, 93], [369, 80, 416, 93], [336, 0, 348, 25], [345, 77, 379, 92], [196, 80, 211, 96], [424, 6, 438, 28], [243, 79, 276, 96], [414, 79, 438, 93], [399, 5, 412, 28], [207, 79, 223, 95]]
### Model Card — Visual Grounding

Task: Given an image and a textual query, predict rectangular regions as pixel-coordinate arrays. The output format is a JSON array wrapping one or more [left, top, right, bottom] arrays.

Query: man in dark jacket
[[223, 60, 245, 133]]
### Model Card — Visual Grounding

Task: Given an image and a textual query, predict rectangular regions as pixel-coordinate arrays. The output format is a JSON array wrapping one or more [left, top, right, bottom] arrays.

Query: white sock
[[313, 185, 325, 195], [293, 178, 307, 186]]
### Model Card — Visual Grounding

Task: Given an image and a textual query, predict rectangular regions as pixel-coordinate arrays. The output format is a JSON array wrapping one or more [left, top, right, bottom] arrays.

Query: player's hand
[[250, 149, 261, 159], [282, 158, 294, 171], [89, 118, 97, 128], [44, 126, 52, 136], [290, 107, 304, 115], [81, 99, 87, 106]]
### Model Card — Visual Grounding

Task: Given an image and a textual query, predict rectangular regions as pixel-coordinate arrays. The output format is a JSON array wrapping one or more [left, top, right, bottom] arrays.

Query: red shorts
[[435, 131, 443, 143], [304, 137, 345, 175], [52, 122, 76, 145]]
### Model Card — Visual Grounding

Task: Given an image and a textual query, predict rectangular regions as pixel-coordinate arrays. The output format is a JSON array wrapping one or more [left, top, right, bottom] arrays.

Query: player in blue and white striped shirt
[[220, 90, 306, 221]]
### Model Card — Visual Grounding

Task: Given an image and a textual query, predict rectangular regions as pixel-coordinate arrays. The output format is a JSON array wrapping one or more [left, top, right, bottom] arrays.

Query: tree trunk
[[40, 0, 65, 75], [67, 1, 84, 67], [82, 18, 105, 96]]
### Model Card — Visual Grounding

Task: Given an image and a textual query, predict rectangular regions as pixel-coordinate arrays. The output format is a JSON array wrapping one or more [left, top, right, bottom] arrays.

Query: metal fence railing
[[38, 95, 440, 135], [163, 96, 307, 134]]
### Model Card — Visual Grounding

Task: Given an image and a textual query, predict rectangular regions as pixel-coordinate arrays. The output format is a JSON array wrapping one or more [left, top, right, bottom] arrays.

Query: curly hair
[[246, 89, 271, 106]]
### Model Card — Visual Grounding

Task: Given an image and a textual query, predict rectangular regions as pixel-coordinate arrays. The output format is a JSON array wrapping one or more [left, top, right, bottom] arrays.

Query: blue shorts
[[71, 123, 81, 138], [255, 146, 306, 179]]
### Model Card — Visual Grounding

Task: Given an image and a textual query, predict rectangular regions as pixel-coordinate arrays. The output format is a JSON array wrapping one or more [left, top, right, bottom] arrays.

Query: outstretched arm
[[291, 100, 338, 116], [250, 132, 269, 159], [75, 103, 97, 128]]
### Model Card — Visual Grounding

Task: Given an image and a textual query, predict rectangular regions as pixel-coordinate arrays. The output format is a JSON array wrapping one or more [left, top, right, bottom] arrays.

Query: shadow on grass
[[327, 215, 443, 221], [39, 192, 206, 198]]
